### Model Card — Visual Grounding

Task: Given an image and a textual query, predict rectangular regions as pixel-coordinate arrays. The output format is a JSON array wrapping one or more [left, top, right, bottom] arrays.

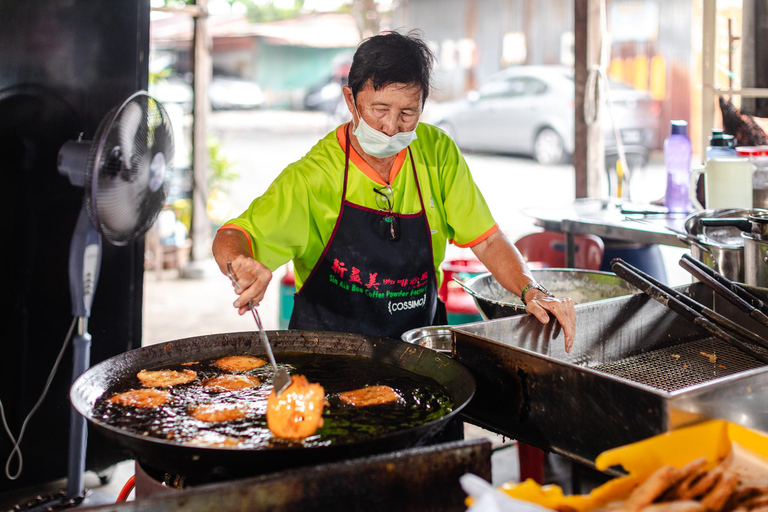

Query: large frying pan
[[71, 330, 476, 481]]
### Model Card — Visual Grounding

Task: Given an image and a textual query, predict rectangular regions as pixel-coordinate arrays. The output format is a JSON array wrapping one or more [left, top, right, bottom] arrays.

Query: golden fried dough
[[202, 374, 260, 392], [338, 385, 401, 407], [108, 389, 171, 408], [186, 432, 244, 447], [267, 375, 325, 439], [137, 369, 197, 388], [189, 403, 247, 422], [625, 466, 681, 512], [214, 355, 267, 372], [640, 500, 706, 512], [701, 472, 738, 511]]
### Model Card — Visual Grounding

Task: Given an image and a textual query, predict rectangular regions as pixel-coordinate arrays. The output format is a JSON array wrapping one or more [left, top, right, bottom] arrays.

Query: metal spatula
[[227, 262, 291, 396]]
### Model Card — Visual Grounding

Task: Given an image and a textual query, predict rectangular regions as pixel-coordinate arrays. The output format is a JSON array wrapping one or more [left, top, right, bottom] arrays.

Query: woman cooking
[[212, 30, 576, 352]]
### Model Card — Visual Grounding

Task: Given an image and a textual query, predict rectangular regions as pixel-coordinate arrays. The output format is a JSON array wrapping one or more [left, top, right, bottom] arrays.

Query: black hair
[[348, 30, 435, 106]]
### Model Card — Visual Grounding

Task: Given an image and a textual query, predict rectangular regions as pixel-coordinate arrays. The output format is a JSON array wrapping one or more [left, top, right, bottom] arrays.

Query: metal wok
[[461, 269, 637, 319], [70, 330, 476, 481]]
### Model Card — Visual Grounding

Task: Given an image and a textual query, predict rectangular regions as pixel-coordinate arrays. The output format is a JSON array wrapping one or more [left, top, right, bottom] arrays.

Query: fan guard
[[84, 91, 174, 245]]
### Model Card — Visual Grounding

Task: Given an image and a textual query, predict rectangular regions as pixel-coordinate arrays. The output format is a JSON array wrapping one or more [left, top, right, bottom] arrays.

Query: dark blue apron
[[289, 126, 443, 339]]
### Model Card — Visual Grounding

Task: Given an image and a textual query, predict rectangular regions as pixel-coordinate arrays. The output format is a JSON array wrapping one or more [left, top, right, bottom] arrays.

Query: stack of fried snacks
[[587, 457, 768, 512]]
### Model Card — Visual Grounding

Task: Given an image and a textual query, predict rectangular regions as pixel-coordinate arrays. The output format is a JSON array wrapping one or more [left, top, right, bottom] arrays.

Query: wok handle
[[611, 258, 768, 364]]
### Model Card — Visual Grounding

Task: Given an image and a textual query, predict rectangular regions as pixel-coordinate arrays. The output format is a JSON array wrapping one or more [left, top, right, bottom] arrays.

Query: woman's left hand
[[525, 291, 576, 353]]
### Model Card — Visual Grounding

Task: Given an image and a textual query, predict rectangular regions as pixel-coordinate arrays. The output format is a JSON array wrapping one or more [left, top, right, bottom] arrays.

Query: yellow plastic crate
[[498, 420, 768, 511]]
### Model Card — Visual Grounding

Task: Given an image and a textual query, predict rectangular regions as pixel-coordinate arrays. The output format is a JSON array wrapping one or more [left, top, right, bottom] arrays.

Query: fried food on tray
[[189, 403, 247, 423], [186, 432, 244, 448], [214, 355, 267, 372], [266, 375, 325, 439], [338, 385, 401, 407], [639, 501, 706, 512], [107, 389, 171, 408], [137, 369, 197, 388], [202, 374, 260, 392], [625, 465, 683, 511], [595, 456, 768, 512]]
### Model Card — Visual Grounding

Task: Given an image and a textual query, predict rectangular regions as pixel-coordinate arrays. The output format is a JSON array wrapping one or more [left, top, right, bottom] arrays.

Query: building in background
[[151, 11, 359, 109]]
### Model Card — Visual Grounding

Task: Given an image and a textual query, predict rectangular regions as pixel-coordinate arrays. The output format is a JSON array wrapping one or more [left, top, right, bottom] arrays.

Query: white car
[[150, 74, 265, 114], [426, 65, 659, 165]]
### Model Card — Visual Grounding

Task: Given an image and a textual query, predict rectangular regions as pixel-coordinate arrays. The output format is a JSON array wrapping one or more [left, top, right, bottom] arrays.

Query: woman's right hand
[[212, 228, 273, 315], [228, 254, 273, 315]]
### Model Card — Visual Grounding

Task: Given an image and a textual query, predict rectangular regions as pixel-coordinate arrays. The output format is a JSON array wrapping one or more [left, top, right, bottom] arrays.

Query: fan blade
[[117, 100, 144, 169]]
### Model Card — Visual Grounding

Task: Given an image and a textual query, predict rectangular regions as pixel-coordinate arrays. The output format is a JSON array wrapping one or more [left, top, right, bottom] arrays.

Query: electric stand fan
[[56, 91, 173, 501]]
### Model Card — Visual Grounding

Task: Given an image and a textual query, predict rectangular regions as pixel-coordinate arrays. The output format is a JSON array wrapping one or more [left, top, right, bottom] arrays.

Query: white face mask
[[352, 104, 418, 158]]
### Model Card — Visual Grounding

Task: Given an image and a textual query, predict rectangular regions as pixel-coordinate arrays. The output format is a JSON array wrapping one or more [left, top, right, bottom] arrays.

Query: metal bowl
[[462, 268, 638, 319], [401, 326, 453, 354]]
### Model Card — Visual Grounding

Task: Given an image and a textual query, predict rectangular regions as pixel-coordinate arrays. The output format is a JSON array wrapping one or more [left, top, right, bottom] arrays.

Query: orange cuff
[[217, 224, 254, 257], [451, 224, 499, 248]]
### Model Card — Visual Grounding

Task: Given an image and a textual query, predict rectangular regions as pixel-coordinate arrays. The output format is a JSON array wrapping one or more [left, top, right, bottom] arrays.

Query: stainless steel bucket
[[461, 269, 637, 320], [401, 326, 453, 354]]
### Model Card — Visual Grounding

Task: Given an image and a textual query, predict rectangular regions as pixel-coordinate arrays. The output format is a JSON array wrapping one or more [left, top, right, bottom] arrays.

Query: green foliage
[[207, 134, 238, 193]]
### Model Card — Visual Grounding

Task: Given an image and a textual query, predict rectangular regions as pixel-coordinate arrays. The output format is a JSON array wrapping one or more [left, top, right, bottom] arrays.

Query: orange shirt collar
[[336, 123, 407, 186]]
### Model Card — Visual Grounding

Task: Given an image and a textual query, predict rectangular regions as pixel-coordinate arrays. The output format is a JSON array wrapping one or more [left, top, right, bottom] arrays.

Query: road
[[142, 109, 673, 346]]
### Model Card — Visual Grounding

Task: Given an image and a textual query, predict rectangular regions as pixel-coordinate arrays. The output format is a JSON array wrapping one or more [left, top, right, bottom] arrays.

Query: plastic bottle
[[664, 120, 692, 213], [737, 145, 768, 209], [706, 129, 737, 159]]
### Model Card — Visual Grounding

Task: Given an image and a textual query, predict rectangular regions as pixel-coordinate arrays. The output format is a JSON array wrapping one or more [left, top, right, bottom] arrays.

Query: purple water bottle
[[664, 120, 692, 212]]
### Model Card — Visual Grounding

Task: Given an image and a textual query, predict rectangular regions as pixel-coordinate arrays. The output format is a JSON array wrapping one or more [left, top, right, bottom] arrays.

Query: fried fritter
[[267, 375, 325, 439], [338, 385, 401, 407], [108, 389, 171, 408], [189, 403, 247, 423], [137, 369, 197, 388], [186, 432, 244, 448], [214, 355, 267, 372], [201, 374, 260, 392]]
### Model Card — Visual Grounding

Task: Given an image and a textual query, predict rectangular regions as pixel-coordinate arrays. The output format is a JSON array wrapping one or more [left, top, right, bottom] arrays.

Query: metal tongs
[[611, 257, 768, 364], [226, 262, 291, 396]]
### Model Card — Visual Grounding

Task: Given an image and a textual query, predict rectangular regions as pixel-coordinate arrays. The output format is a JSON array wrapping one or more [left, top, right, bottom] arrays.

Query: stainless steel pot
[[742, 233, 768, 287], [683, 209, 748, 282], [698, 209, 768, 286]]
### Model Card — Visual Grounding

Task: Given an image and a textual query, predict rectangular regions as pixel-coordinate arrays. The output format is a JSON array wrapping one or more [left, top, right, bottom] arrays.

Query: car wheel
[[533, 128, 565, 165]]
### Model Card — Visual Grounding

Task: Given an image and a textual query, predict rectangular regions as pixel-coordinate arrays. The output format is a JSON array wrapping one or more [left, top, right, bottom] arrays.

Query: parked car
[[425, 65, 659, 165], [150, 74, 265, 114]]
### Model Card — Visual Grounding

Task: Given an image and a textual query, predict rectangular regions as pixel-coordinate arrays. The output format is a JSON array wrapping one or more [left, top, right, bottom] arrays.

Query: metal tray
[[453, 282, 768, 468]]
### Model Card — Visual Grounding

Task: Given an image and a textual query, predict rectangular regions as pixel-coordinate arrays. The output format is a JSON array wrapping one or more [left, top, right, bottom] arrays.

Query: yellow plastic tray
[[498, 420, 768, 511]]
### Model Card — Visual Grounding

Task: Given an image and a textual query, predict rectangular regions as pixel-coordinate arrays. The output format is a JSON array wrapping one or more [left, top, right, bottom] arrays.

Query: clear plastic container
[[737, 146, 768, 209]]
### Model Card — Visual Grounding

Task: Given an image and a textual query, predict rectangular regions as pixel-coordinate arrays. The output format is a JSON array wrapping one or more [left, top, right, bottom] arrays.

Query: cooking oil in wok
[[93, 353, 454, 449]]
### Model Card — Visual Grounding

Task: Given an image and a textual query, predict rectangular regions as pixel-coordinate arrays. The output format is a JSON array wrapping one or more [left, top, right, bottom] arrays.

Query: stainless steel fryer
[[453, 282, 768, 468]]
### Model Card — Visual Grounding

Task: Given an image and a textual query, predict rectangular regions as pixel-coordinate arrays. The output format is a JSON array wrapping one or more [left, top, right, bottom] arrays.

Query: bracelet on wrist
[[520, 282, 553, 306]]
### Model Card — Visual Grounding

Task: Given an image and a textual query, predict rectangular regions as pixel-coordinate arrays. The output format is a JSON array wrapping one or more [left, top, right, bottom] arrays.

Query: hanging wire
[[1, 316, 77, 480]]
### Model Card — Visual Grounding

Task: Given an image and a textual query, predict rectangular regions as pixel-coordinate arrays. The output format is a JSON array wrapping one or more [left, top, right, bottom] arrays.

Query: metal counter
[[453, 282, 768, 468]]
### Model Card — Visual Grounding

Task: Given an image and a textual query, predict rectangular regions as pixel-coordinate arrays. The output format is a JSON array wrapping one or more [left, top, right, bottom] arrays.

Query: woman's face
[[343, 81, 422, 136]]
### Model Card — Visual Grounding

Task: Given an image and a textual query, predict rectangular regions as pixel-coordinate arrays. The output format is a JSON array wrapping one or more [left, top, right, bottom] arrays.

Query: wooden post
[[574, 0, 604, 199], [190, 0, 211, 262]]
